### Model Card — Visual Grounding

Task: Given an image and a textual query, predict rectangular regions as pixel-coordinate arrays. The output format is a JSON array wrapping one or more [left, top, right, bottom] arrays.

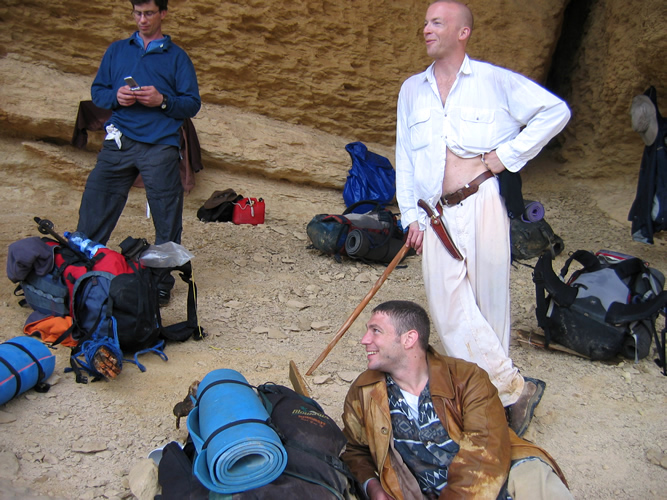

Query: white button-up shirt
[[396, 55, 571, 229]]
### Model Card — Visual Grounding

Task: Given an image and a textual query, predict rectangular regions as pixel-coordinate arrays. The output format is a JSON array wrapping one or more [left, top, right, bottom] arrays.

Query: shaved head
[[430, 0, 474, 32]]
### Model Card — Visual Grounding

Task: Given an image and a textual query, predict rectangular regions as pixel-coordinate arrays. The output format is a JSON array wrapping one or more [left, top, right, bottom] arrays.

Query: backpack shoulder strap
[[534, 252, 579, 348], [535, 252, 579, 307], [656, 316, 667, 376], [343, 199, 381, 215], [606, 290, 667, 324], [560, 249, 601, 279], [161, 261, 206, 342]]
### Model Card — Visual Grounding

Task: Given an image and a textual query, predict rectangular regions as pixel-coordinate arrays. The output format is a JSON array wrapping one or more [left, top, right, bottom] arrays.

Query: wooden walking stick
[[306, 244, 410, 375]]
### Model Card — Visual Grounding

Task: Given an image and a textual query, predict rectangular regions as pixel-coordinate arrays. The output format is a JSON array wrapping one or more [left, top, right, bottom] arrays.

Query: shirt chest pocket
[[408, 108, 432, 151], [459, 107, 496, 150]]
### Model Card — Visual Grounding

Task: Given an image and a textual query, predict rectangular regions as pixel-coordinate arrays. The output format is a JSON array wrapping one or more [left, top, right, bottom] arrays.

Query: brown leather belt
[[441, 170, 495, 207]]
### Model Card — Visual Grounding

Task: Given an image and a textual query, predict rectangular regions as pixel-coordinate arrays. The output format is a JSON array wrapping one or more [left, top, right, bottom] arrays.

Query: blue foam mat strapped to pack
[[187, 369, 287, 494], [0, 336, 55, 406]]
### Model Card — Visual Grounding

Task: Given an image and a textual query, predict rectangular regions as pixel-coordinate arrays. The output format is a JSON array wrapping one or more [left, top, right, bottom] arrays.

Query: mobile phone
[[124, 76, 141, 90]]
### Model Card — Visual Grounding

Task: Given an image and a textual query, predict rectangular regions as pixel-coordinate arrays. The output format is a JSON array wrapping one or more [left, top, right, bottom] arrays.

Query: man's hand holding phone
[[118, 76, 163, 108], [131, 86, 163, 107], [117, 76, 139, 106]]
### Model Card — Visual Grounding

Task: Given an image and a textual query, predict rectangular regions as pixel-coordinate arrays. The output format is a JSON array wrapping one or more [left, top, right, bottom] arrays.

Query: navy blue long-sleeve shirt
[[91, 31, 201, 148]]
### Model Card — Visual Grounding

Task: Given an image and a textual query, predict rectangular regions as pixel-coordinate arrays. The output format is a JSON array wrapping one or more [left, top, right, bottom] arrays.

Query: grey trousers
[[77, 137, 182, 289]]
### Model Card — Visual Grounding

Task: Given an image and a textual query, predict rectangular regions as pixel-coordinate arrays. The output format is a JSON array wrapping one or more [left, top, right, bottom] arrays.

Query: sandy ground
[[0, 134, 666, 500]]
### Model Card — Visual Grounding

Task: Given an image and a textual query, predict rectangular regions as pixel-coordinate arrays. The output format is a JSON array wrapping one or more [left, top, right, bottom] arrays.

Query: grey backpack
[[534, 249, 667, 370]]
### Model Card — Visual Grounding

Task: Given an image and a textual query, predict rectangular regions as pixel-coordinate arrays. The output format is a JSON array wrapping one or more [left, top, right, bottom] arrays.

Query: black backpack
[[306, 200, 406, 264], [236, 383, 360, 500], [58, 239, 204, 383], [509, 200, 564, 261], [157, 384, 360, 500], [534, 250, 667, 370]]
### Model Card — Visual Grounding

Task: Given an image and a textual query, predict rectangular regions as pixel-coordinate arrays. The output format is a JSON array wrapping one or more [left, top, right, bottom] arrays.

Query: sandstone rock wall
[[559, 0, 667, 177], [0, 0, 566, 143], [0, 0, 665, 183]]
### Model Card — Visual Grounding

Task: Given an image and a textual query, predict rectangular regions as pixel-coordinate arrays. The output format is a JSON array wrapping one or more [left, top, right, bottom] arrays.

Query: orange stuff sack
[[24, 315, 77, 347]]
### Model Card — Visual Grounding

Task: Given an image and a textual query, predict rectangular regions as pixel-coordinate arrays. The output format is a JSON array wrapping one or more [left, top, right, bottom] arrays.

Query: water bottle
[[63, 231, 106, 258], [84, 241, 106, 258], [63, 231, 86, 254]]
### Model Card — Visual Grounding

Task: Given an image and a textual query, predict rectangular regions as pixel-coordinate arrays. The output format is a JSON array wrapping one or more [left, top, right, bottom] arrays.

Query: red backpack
[[49, 241, 162, 354]]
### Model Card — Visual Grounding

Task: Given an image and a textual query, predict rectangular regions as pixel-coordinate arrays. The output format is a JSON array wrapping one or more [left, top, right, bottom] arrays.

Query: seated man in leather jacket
[[341, 300, 572, 500]]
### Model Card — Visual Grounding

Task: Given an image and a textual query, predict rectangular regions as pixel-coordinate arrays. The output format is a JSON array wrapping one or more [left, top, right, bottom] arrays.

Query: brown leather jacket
[[341, 348, 566, 500]]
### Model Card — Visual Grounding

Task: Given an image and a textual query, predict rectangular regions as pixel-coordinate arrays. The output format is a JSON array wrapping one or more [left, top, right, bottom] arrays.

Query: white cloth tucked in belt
[[105, 124, 123, 149]]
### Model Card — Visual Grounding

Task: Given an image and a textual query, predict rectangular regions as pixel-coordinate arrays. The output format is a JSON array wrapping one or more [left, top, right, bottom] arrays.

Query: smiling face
[[423, 1, 470, 61], [361, 312, 406, 372]]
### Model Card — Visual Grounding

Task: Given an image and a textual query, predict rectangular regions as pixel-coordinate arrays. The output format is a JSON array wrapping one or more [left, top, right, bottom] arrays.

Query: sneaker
[[158, 289, 171, 307], [507, 377, 546, 437]]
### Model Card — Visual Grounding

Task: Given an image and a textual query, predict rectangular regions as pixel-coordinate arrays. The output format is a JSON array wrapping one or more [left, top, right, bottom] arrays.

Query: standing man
[[341, 300, 572, 500], [395, 0, 570, 435], [76, 0, 201, 305]]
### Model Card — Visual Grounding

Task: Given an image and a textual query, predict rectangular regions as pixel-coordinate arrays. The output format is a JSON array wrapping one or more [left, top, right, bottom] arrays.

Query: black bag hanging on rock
[[534, 249, 667, 365]]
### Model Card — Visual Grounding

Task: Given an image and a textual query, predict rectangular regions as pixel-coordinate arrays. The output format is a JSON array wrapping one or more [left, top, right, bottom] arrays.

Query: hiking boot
[[92, 346, 122, 380], [158, 289, 171, 307], [507, 377, 546, 437]]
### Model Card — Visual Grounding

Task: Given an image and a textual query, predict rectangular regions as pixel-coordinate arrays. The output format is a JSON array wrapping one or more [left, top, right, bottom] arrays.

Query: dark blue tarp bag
[[343, 142, 396, 213]]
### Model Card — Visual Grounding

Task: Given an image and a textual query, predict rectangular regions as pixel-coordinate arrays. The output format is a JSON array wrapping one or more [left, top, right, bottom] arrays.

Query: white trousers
[[423, 179, 524, 406]]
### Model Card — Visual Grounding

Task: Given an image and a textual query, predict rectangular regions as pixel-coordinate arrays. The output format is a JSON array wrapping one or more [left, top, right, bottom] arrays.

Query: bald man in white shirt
[[395, 0, 570, 436]]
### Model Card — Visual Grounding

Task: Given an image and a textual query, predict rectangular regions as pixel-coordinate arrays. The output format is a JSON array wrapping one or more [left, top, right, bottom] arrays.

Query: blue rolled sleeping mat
[[0, 336, 55, 406], [187, 368, 288, 494]]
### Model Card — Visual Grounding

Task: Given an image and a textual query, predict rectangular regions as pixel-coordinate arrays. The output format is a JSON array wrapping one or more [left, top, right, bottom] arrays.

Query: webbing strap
[[655, 316, 667, 376], [194, 379, 268, 450], [202, 418, 271, 450], [51, 323, 75, 348], [126, 339, 168, 372], [0, 341, 50, 397], [560, 250, 601, 279], [4, 341, 46, 384], [160, 261, 205, 342], [195, 378, 255, 405], [177, 261, 204, 340], [0, 355, 22, 399]]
